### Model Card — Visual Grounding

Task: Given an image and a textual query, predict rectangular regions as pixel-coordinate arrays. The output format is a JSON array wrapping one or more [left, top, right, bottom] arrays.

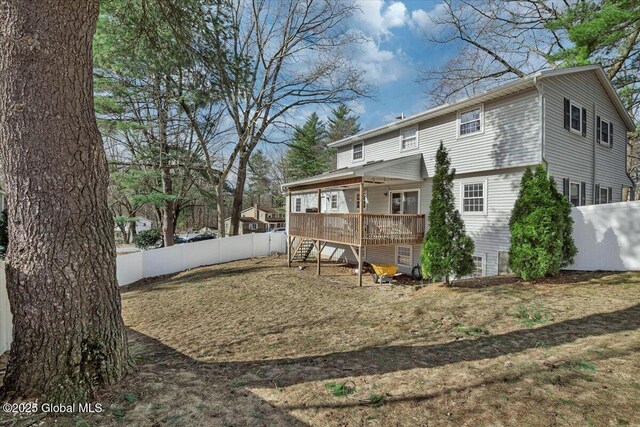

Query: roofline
[[328, 65, 634, 148]]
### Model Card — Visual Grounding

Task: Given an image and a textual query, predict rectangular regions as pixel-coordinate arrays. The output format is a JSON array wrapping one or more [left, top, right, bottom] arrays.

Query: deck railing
[[289, 213, 425, 246]]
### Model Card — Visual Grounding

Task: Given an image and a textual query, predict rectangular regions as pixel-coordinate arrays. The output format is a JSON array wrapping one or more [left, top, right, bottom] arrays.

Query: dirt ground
[[1, 256, 639, 426]]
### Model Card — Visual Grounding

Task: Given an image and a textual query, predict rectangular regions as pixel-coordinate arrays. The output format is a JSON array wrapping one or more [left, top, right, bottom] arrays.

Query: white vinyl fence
[[569, 201, 640, 271], [116, 232, 287, 286]]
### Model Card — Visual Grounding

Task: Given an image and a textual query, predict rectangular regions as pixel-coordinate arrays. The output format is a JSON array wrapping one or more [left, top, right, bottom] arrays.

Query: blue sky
[[344, 0, 456, 130]]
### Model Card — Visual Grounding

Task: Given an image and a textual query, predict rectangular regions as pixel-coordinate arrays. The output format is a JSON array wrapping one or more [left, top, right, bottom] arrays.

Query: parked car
[[270, 227, 286, 233], [187, 233, 216, 243]]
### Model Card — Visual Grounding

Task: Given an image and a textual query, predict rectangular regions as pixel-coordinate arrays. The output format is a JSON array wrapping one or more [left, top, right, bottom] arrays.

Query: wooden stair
[[292, 239, 315, 262]]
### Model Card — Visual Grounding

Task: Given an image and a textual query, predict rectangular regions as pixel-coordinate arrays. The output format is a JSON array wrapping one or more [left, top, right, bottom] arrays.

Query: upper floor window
[[458, 105, 483, 137], [564, 98, 587, 136], [330, 194, 338, 210], [597, 116, 613, 147], [462, 182, 486, 214], [295, 197, 302, 212], [352, 142, 363, 162], [401, 126, 418, 150]]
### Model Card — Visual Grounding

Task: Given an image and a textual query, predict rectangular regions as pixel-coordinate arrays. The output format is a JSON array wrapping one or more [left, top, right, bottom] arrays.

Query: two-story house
[[282, 65, 635, 284], [224, 205, 286, 235]]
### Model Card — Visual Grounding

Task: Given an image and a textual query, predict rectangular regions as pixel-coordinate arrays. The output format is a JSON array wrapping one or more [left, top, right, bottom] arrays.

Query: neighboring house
[[114, 217, 153, 235], [282, 65, 636, 283], [224, 205, 286, 235]]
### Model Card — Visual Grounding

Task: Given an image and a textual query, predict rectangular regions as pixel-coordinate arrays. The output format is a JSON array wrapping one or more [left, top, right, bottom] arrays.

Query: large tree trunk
[[0, 0, 129, 402], [216, 179, 226, 237], [230, 151, 251, 236]]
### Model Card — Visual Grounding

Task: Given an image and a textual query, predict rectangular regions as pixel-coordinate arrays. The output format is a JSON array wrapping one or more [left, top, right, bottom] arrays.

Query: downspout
[[534, 77, 547, 168], [592, 102, 597, 203]]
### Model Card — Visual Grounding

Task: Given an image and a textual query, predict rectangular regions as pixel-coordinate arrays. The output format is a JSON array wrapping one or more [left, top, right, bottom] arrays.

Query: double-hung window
[[355, 191, 367, 211], [295, 197, 302, 212], [462, 182, 486, 214], [597, 116, 613, 147], [249, 223, 258, 231], [352, 142, 363, 162], [401, 126, 418, 150], [600, 186, 610, 204], [396, 245, 412, 267], [458, 106, 482, 137], [564, 98, 587, 136], [330, 194, 338, 210], [569, 182, 581, 207]]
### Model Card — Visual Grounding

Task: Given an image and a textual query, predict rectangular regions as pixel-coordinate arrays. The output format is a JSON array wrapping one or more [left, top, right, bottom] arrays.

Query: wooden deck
[[289, 213, 426, 246]]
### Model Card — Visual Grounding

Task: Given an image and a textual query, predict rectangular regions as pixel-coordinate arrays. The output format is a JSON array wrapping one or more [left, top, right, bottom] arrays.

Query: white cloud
[[351, 35, 406, 84], [355, 0, 408, 40], [346, 100, 366, 115], [408, 3, 448, 35]]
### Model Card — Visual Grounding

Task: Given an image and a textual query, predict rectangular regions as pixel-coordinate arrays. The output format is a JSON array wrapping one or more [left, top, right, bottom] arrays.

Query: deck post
[[358, 180, 364, 287], [287, 191, 292, 267], [317, 188, 322, 275]]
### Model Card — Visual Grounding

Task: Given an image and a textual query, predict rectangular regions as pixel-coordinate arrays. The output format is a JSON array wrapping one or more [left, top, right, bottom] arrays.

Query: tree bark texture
[[230, 150, 250, 236], [0, 0, 129, 402]]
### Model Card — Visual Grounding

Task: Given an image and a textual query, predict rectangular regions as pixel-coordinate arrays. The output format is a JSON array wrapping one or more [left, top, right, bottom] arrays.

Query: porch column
[[317, 188, 322, 276], [358, 180, 364, 287], [287, 190, 292, 267]]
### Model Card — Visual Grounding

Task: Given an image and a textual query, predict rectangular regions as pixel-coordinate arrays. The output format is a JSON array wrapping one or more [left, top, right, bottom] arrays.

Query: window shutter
[[581, 108, 587, 136], [581, 182, 586, 206], [609, 122, 613, 148], [594, 184, 600, 204], [563, 178, 569, 197], [596, 116, 601, 143], [563, 98, 570, 130], [608, 187, 613, 203]]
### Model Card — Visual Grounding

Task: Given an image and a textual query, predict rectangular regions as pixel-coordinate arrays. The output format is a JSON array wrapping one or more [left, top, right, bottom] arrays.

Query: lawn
[[2, 256, 639, 426]]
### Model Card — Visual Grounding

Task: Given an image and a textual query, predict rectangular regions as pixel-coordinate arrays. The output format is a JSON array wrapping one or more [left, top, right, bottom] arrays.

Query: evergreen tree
[[421, 142, 475, 285], [247, 149, 274, 206], [327, 104, 361, 142], [286, 113, 331, 180], [509, 164, 577, 280]]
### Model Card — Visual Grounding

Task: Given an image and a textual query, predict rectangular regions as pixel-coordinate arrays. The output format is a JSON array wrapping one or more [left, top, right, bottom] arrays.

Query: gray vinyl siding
[[543, 70, 631, 204], [336, 89, 540, 176]]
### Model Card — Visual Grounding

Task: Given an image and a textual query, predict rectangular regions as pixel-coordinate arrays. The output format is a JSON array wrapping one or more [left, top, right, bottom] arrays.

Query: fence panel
[[0, 261, 11, 354], [569, 201, 640, 271], [116, 251, 143, 286], [182, 239, 220, 270]]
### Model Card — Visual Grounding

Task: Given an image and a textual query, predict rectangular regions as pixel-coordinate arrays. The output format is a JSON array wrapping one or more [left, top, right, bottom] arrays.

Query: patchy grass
[[1, 257, 639, 426], [325, 381, 356, 397]]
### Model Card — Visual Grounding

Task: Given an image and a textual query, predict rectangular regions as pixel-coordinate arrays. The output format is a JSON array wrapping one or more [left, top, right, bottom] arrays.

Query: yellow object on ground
[[370, 263, 398, 277]]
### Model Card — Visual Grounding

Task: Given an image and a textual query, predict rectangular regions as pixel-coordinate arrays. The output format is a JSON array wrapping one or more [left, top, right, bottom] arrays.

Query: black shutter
[[609, 122, 613, 148], [581, 108, 587, 136], [581, 182, 586, 206], [608, 187, 613, 203], [596, 116, 601, 143], [564, 98, 570, 130], [563, 178, 570, 197], [594, 184, 600, 204]]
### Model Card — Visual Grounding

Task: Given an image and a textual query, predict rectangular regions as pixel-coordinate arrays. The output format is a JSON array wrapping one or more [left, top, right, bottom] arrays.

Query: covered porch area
[[283, 154, 426, 286]]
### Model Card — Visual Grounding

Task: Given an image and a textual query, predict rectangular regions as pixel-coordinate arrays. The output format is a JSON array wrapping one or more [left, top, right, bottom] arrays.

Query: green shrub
[[324, 381, 356, 397], [133, 228, 161, 250], [509, 165, 577, 280], [421, 142, 475, 284]]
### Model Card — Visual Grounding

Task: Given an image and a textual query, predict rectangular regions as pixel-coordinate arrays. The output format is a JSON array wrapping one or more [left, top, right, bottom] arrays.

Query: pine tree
[[421, 142, 475, 285], [286, 113, 331, 180], [509, 164, 577, 280], [327, 104, 361, 142], [247, 149, 274, 206]]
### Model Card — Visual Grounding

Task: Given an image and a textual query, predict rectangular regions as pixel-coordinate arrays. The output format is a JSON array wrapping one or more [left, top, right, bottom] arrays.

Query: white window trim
[[352, 142, 364, 163], [395, 245, 413, 267], [330, 194, 338, 211], [569, 101, 583, 135], [248, 223, 258, 230], [295, 197, 302, 212], [569, 181, 581, 206], [456, 104, 484, 139], [599, 186, 610, 204], [599, 117, 612, 147], [460, 180, 488, 216], [399, 126, 419, 152], [388, 188, 421, 215], [472, 254, 485, 277]]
